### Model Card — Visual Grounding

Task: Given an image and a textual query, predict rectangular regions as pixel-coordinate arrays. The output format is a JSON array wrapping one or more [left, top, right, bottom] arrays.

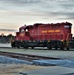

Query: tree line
[[0, 33, 15, 43]]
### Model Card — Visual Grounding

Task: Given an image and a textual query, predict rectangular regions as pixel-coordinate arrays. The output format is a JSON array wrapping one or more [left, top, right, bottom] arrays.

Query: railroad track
[[0, 51, 60, 62], [0, 47, 74, 51]]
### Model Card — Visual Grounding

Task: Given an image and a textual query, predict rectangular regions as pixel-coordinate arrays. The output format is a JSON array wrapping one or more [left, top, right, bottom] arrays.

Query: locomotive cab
[[11, 25, 31, 48]]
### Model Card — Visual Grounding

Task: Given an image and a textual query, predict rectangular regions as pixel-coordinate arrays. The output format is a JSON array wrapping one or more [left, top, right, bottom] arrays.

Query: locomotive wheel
[[11, 42, 15, 47], [60, 44, 64, 50], [60, 47, 64, 50], [17, 44, 21, 48], [23, 44, 28, 49], [49, 47, 52, 50], [47, 43, 52, 50], [12, 45, 15, 48], [24, 46, 28, 49], [66, 47, 69, 50], [55, 45, 58, 50], [17, 45, 20, 48], [47, 46, 52, 50], [31, 47, 34, 49], [55, 47, 57, 50], [11, 43, 15, 47], [17, 46, 20, 48]]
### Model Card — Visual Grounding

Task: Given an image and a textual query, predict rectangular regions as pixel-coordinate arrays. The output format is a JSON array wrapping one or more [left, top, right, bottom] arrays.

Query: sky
[[0, 0, 74, 36]]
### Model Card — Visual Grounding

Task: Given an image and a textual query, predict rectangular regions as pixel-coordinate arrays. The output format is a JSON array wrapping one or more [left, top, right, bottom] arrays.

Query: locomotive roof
[[20, 25, 33, 29], [20, 22, 72, 29]]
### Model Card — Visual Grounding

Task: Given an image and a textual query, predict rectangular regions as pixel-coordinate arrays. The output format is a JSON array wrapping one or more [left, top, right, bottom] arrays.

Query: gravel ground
[[0, 64, 46, 75]]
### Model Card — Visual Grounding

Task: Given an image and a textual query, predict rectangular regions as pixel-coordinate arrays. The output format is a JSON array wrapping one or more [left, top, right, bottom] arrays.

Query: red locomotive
[[11, 22, 72, 50]]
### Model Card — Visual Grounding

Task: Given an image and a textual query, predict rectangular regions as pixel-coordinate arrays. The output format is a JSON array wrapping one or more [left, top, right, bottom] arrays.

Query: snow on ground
[[0, 43, 11, 47]]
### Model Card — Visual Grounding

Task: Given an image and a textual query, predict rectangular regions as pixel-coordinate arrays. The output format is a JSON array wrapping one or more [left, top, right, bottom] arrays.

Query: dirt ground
[[0, 64, 47, 75]]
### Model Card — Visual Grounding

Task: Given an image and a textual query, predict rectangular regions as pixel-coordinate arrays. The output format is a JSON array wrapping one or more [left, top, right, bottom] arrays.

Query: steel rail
[[0, 47, 74, 51], [0, 51, 60, 61]]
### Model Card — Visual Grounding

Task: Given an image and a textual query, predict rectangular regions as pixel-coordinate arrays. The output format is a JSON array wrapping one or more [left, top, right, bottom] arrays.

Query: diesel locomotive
[[11, 22, 72, 50]]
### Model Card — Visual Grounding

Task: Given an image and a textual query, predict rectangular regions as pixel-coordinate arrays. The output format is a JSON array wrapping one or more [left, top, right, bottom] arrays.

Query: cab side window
[[25, 29, 28, 32], [21, 29, 24, 33]]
